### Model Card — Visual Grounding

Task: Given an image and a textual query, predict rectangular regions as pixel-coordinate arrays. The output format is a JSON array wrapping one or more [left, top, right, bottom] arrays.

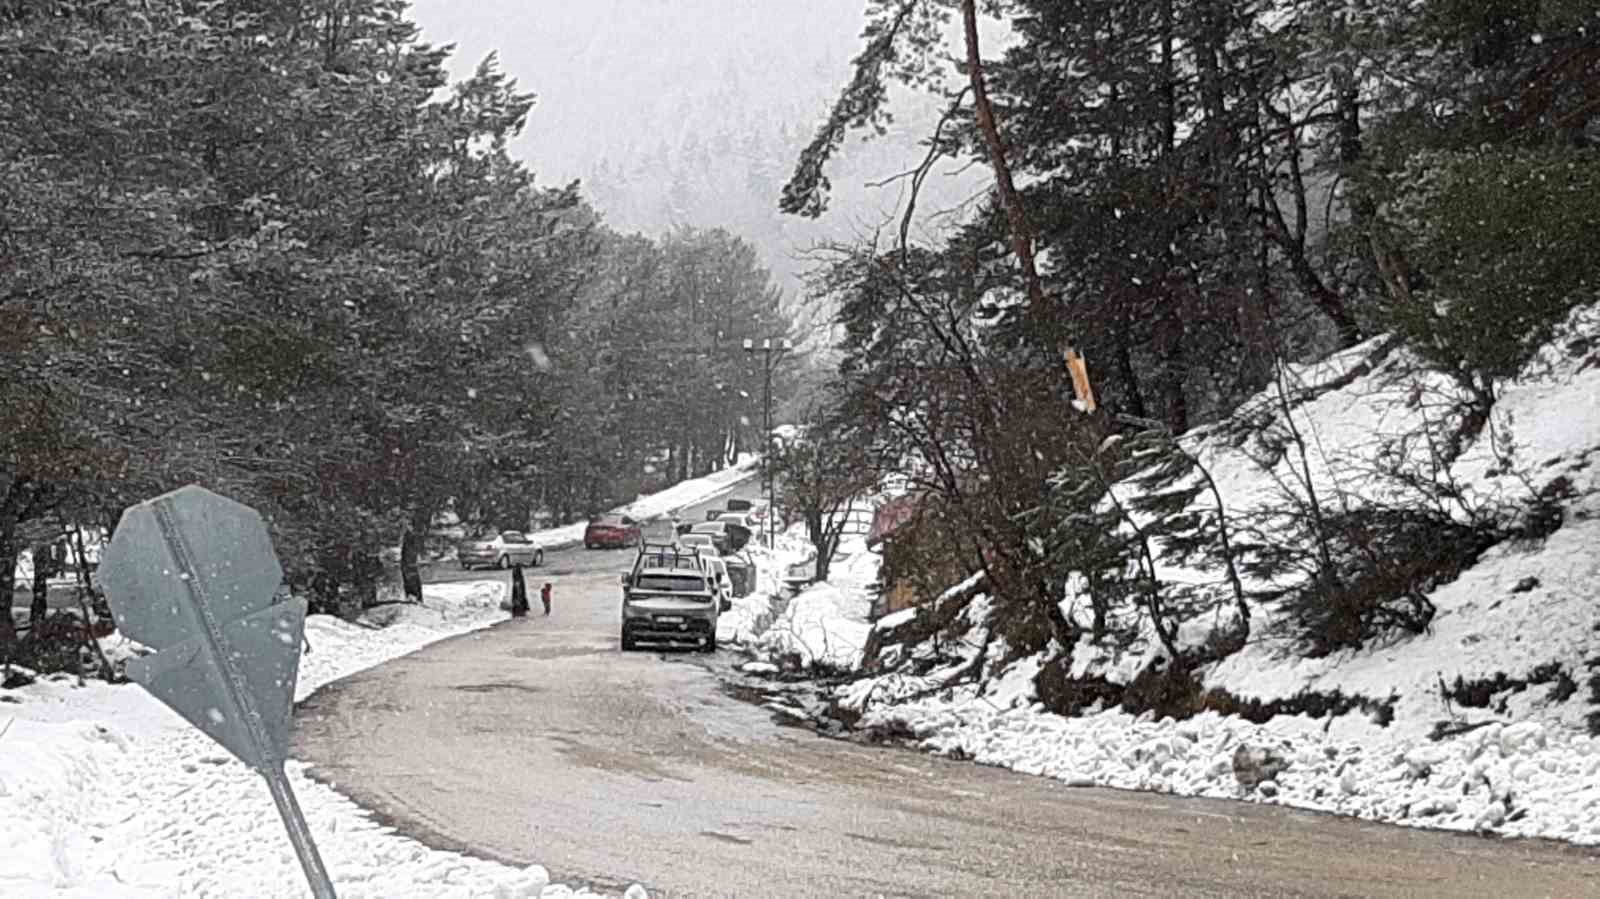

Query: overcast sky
[[408, 1, 864, 185], [405, 1, 988, 310]]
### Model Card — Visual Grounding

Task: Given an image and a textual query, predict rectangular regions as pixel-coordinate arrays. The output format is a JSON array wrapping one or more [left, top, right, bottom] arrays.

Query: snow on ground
[[753, 537, 878, 670], [0, 582, 631, 898], [1181, 305, 1600, 739], [621, 454, 759, 522], [843, 647, 1600, 845], [757, 306, 1600, 847], [717, 535, 808, 647]]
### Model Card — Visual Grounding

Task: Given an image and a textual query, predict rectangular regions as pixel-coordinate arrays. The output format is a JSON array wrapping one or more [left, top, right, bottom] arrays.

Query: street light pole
[[744, 337, 792, 549]]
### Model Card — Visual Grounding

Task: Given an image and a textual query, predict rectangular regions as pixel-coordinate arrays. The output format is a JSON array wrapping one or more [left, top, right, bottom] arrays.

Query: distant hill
[[408, 0, 987, 318]]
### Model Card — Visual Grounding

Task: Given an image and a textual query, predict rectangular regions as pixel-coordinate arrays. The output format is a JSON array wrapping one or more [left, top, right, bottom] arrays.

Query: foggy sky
[[406, 1, 988, 311]]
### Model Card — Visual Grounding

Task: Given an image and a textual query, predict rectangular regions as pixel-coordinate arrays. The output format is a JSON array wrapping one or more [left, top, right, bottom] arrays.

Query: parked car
[[457, 531, 544, 570], [584, 514, 641, 549], [678, 532, 718, 555], [619, 560, 724, 652], [690, 520, 751, 554]]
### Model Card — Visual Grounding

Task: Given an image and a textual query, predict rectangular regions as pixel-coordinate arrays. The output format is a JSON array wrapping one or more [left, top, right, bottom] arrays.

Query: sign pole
[[264, 762, 337, 899]]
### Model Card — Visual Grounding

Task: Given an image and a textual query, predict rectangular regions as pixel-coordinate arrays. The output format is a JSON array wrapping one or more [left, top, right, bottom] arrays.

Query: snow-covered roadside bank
[[842, 647, 1600, 846], [734, 552, 1600, 849], [747, 537, 877, 672], [0, 582, 635, 898], [729, 310, 1600, 850], [717, 535, 810, 648]]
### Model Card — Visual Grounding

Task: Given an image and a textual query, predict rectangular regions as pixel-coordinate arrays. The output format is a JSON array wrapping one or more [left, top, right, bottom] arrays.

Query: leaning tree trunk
[[960, 0, 1045, 314], [960, 0, 1098, 414]]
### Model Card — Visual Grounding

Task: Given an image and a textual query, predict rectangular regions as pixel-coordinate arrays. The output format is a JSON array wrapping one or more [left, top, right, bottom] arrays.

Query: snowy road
[[292, 551, 1598, 898]]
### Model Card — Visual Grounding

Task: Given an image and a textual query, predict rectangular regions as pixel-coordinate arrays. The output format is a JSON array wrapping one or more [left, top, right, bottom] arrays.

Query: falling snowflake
[[525, 343, 552, 371]]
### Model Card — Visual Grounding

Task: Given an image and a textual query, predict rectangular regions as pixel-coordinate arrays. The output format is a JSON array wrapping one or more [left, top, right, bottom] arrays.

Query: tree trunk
[[0, 478, 26, 646], [960, 0, 1045, 314], [400, 517, 425, 604], [0, 531, 17, 648], [1115, 310, 1148, 420], [310, 547, 345, 616], [30, 542, 56, 629], [1155, 0, 1188, 435], [1337, 75, 1396, 328], [1156, 306, 1191, 434], [812, 518, 836, 583], [807, 508, 842, 582], [1160, 0, 1177, 155], [352, 548, 380, 611]]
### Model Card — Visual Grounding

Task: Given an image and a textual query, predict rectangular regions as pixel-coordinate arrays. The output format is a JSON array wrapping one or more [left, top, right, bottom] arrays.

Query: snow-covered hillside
[[754, 304, 1600, 845]]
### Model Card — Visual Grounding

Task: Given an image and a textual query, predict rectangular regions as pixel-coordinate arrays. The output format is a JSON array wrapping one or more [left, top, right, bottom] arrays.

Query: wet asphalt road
[[292, 541, 1599, 898]]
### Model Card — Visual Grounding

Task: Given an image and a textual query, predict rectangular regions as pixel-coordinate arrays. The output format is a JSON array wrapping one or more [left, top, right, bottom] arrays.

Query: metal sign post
[[100, 485, 337, 899]]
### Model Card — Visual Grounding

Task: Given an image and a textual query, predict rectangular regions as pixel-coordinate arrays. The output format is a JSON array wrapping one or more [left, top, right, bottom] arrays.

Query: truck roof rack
[[637, 540, 684, 556], [632, 542, 707, 573]]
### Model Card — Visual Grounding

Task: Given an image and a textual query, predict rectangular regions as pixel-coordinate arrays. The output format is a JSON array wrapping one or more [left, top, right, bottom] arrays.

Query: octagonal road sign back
[[99, 484, 335, 899]]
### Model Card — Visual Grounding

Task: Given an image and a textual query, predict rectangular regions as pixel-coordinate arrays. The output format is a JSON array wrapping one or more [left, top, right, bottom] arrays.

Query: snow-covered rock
[[1500, 721, 1547, 755], [1232, 744, 1291, 789]]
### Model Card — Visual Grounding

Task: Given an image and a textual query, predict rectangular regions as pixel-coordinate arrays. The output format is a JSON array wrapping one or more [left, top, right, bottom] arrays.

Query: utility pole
[[743, 337, 792, 549]]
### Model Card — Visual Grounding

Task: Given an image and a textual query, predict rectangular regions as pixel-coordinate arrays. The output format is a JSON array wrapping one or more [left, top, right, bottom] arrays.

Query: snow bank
[[1192, 305, 1600, 740], [0, 583, 629, 898], [754, 538, 878, 670], [621, 454, 759, 522], [716, 538, 807, 646], [849, 659, 1600, 845], [814, 305, 1600, 846]]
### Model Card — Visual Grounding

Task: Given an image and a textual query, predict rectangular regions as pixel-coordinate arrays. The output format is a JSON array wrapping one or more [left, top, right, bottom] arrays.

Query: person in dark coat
[[510, 564, 529, 617]]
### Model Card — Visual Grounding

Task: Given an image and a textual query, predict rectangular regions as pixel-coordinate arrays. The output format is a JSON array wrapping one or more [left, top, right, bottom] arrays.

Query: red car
[[584, 514, 642, 549]]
